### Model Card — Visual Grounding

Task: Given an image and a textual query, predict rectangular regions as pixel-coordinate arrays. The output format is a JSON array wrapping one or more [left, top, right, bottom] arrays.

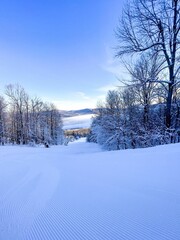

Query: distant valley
[[61, 109, 96, 130]]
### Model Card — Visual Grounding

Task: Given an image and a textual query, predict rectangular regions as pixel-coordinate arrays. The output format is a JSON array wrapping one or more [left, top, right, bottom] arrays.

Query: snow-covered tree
[[0, 96, 7, 145], [5, 84, 28, 144], [89, 85, 180, 150], [3, 84, 64, 146], [116, 0, 180, 128], [40, 103, 64, 145], [89, 90, 129, 150], [125, 54, 164, 129]]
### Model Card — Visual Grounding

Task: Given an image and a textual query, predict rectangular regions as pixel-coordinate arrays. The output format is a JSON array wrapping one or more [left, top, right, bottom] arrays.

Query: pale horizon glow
[[53, 100, 98, 111]]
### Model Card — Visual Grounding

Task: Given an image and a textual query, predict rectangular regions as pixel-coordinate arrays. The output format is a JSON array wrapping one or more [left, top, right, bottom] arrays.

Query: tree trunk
[[166, 83, 173, 129]]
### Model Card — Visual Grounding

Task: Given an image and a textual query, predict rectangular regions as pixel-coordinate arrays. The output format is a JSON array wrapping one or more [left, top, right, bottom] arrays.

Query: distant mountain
[[63, 114, 94, 130], [60, 108, 96, 118]]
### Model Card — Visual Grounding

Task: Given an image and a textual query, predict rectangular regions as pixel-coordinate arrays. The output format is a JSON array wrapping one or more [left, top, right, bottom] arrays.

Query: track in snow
[[0, 139, 180, 240]]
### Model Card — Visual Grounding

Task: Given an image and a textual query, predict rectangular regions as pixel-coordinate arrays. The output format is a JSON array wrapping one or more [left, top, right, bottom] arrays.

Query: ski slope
[[0, 139, 180, 240]]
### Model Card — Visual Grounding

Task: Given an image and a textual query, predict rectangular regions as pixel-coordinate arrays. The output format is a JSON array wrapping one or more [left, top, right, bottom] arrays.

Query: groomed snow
[[0, 139, 180, 239]]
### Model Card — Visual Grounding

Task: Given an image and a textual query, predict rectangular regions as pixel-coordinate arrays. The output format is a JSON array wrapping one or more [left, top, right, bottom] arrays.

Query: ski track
[[0, 140, 180, 239]]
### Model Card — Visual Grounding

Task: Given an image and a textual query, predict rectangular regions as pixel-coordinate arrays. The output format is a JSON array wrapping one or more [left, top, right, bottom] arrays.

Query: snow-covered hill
[[63, 114, 94, 130], [60, 108, 95, 117], [0, 140, 180, 239]]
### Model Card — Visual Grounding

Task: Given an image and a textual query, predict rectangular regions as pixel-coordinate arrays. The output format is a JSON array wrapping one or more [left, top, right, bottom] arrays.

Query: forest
[[0, 84, 64, 146], [88, 0, 180, 150]]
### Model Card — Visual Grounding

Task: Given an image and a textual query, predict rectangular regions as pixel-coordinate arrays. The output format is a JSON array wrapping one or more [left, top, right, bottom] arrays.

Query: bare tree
[[3, 84, 64, 146], [5, 84, 29, 144], [29, 97, 44, 143], [0, 96, 7, 145], [116, 0, 180, 128], [126, 54, 160, 127]]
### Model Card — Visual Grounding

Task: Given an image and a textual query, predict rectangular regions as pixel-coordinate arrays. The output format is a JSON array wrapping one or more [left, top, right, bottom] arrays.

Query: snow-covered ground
[[63, 114, 94, 129], [0, 139, 180, 240]]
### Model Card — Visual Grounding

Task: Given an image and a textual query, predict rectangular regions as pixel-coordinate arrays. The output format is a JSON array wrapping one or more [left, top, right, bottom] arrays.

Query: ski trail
[[0, 156, 60, 240], [0, 141, 180, 239]]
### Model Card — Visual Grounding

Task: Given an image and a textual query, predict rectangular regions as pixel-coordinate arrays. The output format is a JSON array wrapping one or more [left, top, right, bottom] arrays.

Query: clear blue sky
[[0, 0, 125, 110]]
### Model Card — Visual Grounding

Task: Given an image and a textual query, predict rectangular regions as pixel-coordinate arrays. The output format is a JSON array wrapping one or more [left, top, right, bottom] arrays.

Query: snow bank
[[0, 140, 180, 239]]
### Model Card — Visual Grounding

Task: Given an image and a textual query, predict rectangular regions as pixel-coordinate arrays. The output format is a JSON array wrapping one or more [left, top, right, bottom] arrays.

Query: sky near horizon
[[0, 0, 126, 110]]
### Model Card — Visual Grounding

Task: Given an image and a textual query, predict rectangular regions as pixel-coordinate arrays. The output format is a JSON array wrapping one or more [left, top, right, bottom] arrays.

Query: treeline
[[88, 55, 180, 150], [87, 0, 180, 151], [0, 84, 64, 146]]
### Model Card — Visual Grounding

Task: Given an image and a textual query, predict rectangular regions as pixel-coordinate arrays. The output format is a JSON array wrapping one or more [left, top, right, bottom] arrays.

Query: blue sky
[[0, 0, 125, 110]]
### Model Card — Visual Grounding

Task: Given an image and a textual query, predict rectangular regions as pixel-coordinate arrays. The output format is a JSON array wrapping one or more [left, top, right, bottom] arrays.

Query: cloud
[[51, 90, 107, 110], [52, 98, 96, 110], [97, 83, 118, 93], [75, 91, 90, 100]]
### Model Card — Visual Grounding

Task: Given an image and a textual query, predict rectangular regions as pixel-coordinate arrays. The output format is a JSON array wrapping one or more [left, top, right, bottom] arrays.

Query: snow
[[63, 114, 94, 129], [0, 140, 180, 239]]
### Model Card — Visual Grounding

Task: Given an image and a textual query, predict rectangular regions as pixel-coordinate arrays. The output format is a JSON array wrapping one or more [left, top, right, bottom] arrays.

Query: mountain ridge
[[60, 108, 97, 117]]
